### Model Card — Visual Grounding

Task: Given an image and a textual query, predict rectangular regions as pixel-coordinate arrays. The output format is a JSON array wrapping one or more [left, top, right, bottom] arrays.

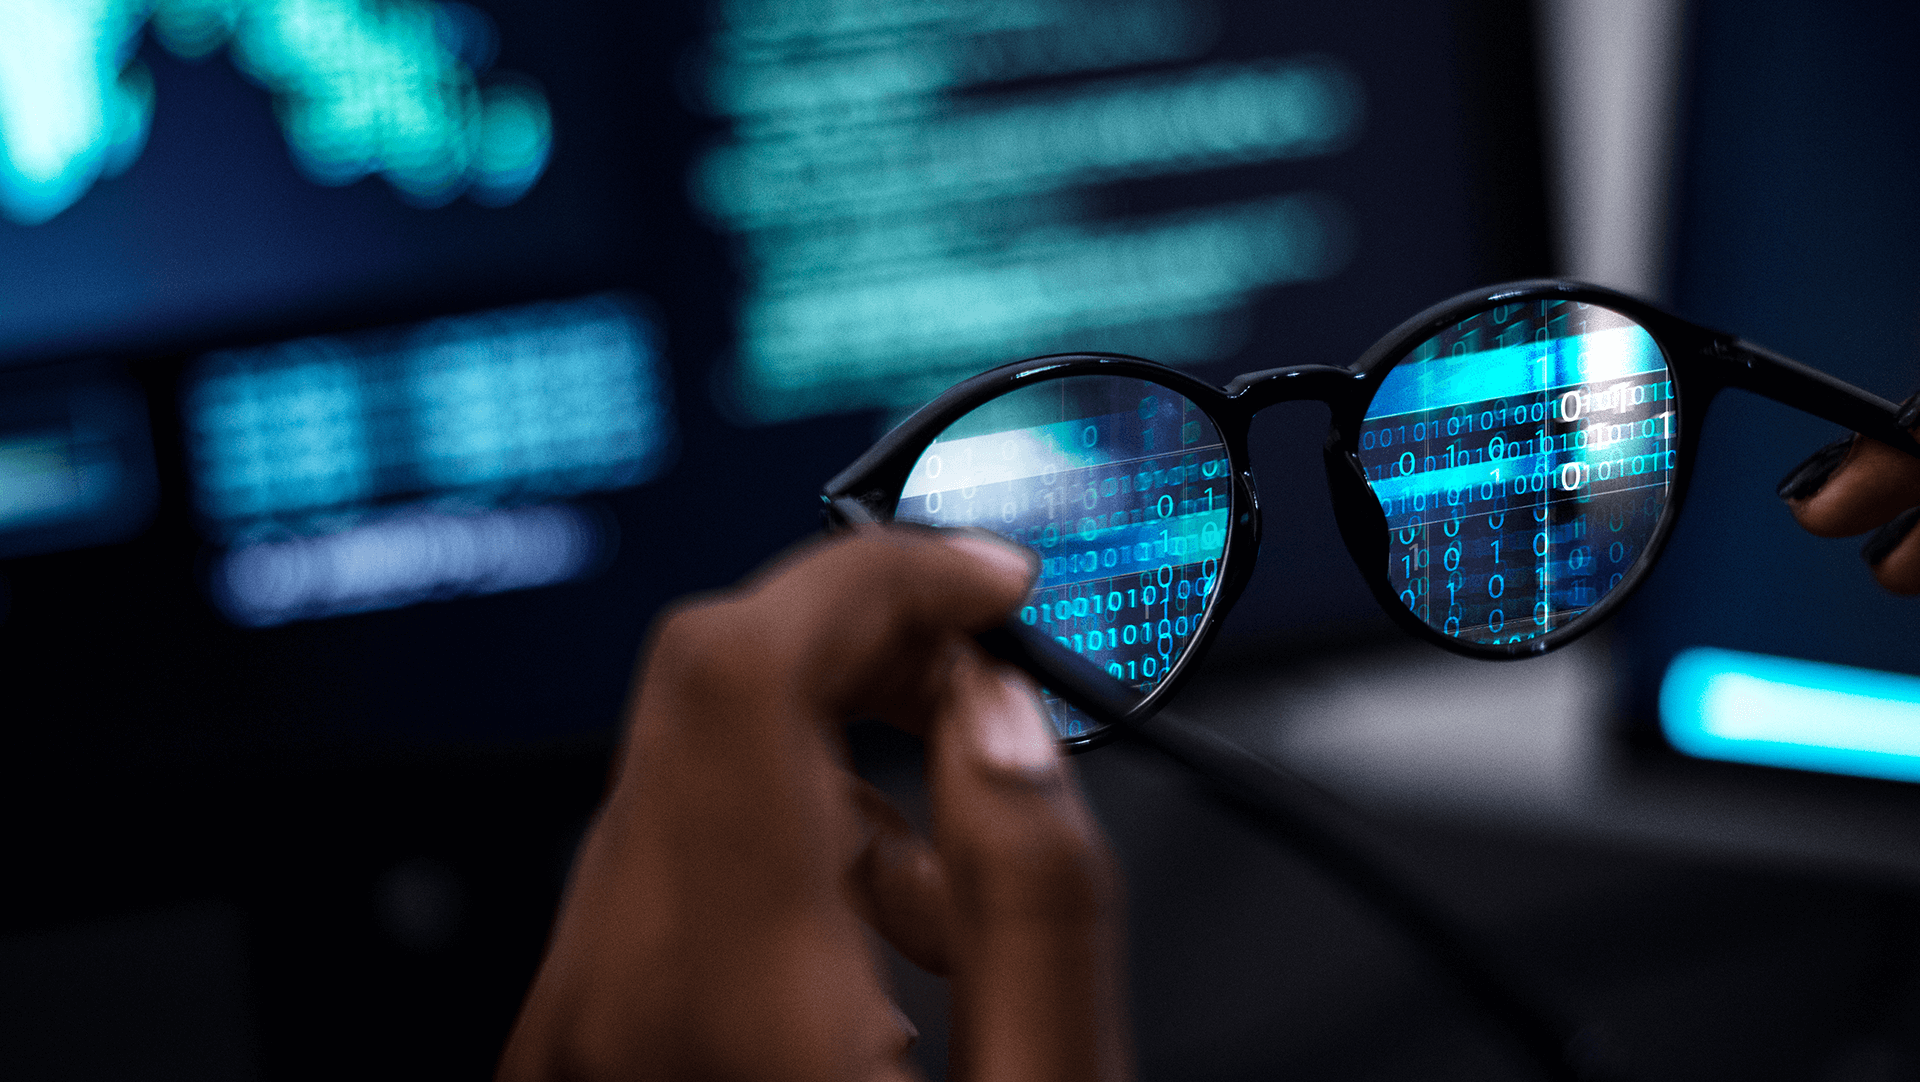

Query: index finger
[[1784, 435, 1920, 538], [662, 527, 1038, 727], [925, 652, 1130, 1082]]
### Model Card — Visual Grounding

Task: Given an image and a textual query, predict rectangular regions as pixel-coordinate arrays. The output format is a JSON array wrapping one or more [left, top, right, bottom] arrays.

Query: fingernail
[[978, 669, 1058, 772], [1862, 506, 1920, 567], [1897, 391, 1920, 431], [944, 529, 1039, 583], [1777, 436, 1854, 500]]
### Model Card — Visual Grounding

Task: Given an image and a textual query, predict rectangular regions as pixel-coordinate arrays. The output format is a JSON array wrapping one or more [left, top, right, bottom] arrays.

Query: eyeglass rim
[[1319, 282, 1713, 662], [824, 358, 1260, 751]]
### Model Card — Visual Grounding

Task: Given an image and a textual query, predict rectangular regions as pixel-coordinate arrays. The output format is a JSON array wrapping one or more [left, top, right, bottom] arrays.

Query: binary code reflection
[[895, 376, 1231, 738], [1357, 302, 1676, 645]]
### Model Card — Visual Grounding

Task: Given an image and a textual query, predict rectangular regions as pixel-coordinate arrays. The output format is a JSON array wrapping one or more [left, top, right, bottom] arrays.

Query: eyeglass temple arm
[[1717, 338, 1920, 459], [824, 496, 1143, 728]]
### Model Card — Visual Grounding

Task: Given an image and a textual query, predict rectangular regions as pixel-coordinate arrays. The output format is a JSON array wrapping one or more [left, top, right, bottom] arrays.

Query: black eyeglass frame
[[824, 279, 1920, 746]]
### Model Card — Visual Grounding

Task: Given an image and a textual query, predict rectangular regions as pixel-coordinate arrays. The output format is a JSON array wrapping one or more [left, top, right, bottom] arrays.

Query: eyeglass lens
[[895, 376, 1233, 739], [1356, 301, 1678, 644]]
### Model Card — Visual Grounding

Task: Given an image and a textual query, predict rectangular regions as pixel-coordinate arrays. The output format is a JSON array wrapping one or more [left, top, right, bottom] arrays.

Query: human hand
[[1780, 397, 1920, 593], [496, 527, 1131, 1082]]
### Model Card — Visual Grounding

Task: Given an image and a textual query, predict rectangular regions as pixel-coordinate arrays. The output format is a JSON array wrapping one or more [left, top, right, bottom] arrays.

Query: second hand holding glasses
[[825, 279, 1920, 746]]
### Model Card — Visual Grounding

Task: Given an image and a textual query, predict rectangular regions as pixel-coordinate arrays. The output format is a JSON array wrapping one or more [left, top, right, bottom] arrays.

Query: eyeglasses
[[824, 278, 1920, 747]]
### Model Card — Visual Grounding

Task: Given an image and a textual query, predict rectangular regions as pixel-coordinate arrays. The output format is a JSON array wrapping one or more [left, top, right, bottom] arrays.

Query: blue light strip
[[1661, 646, 1920, 783], [1364, 437, 1670, 512]]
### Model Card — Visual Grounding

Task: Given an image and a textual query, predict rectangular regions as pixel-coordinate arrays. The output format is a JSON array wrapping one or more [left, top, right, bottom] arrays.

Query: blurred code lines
[[186, 294, 670, 625], [0, 381, 157, 560], [695, 0, 1364, 422], [212, 504, 601, 626]]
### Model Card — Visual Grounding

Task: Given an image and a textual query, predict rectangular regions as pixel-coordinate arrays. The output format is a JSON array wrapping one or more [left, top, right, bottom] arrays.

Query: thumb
[[926, 650, 1131, 1082]]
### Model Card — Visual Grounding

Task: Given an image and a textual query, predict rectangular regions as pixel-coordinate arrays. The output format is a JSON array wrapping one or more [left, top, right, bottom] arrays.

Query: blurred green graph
[[0, 0, 550, 225]]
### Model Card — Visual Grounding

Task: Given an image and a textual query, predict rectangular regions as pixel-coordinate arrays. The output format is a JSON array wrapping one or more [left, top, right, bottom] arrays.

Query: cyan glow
[[408, 302, 670, 494], [190, 354, 373, 522], [741, 194, 1347, 418], [0, 432, 103, 528], [0, 0, 550, 223], [187, 296, 673, 536], [219, 0, 550, 204], [697, 59, 1361, 227], [0, 0, 153, 224], [1662, 646, 1920, 783], [699, 0, 1363, 422]]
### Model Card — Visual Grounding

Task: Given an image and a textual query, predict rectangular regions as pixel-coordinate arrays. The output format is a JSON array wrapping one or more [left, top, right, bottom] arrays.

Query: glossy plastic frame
[[824, 279, 1920, 743]]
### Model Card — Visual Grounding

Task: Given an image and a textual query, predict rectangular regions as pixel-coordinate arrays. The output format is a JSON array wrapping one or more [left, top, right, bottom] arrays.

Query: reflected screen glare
[[1356, 302, 1676, 644], [896, 376, 1231, 739]]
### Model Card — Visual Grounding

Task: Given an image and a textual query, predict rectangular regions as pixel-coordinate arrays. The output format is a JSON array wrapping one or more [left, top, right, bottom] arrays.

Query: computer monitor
[[0, 0, 1550, 751]]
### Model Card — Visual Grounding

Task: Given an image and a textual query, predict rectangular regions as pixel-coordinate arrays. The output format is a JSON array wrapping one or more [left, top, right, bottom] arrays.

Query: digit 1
[[1490, 539, 1500, 563]]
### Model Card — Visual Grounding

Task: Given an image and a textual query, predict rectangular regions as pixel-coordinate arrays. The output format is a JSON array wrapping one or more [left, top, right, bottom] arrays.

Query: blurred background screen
[[0, 0, 1548, 753], [18, 2, 1920, 1080], [0, 1, 1555, 1077]]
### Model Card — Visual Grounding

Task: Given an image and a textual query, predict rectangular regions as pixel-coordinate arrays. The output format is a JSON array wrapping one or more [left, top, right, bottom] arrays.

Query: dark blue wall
[[1617, 0, 1920, 708]]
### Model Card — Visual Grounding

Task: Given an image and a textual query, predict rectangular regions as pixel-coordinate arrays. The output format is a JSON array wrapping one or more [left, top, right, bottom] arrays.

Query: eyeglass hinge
[[822, 493, 886, 530], [1705, 335, 1749, 367]]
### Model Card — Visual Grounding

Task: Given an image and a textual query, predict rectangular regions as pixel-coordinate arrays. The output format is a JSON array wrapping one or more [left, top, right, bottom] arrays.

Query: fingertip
[[936, 650, 1060, 774], [1789, 438, 1920, 538], [1874, 568, 1920, 596], [941, 529, 1040, 593], [1788, 491, 1862, 539], [1776, 435, 1854, 503], [928, 652, 1112, 904], [974, 665, 1061, 775], [874, 526, 1039, 637], [1867, 507, 1920, 594]]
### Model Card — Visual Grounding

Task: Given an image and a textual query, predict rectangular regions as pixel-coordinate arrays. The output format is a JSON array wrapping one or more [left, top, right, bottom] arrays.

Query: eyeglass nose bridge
[[1219, 362, 1430, 649], [1224, 363, 1370, 415]]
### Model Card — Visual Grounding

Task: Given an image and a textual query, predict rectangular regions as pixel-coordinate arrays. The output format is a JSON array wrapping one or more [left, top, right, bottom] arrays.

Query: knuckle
[[646, 595, 769, 697]]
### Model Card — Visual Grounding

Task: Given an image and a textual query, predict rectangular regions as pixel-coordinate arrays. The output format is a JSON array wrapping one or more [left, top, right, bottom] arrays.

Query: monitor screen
[[0, 0, 1549, 750]]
